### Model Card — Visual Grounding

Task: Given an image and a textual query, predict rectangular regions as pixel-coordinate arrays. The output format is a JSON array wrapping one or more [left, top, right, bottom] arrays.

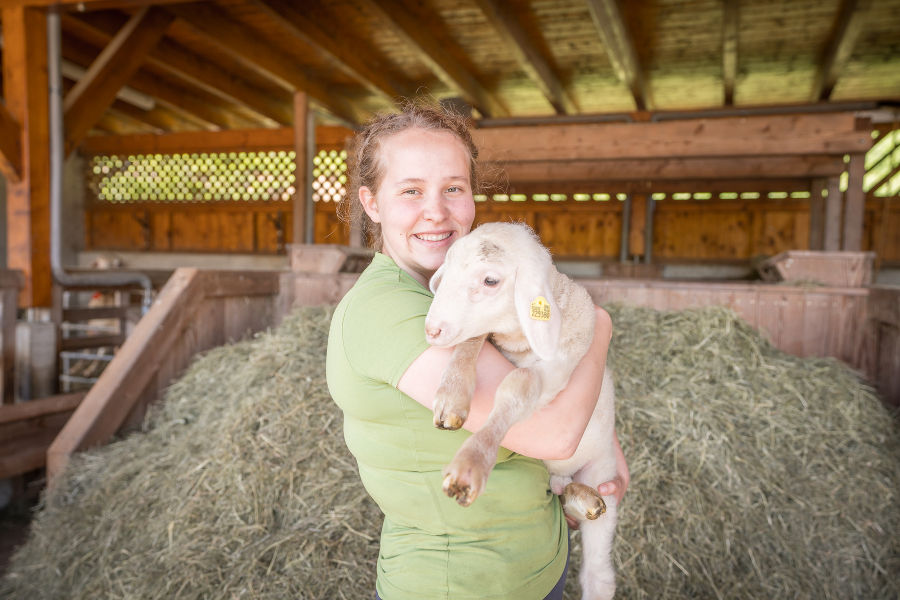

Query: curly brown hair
[[339, 99, 482, 250]]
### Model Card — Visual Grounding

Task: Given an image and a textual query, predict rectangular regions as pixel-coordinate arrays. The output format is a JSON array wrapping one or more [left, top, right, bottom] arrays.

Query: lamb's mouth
[[416, 232, 452, 242]]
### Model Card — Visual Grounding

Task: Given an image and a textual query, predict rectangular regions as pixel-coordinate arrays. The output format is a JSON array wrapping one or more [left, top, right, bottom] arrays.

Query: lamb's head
[[425, 222, 562, 360]]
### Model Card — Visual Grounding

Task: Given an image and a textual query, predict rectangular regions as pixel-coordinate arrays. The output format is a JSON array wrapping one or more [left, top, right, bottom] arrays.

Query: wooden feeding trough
[[758, 251, 876, 287]]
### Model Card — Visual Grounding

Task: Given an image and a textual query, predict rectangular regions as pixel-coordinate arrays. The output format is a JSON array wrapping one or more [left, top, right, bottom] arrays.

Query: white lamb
[[424, 221, 619, 600]]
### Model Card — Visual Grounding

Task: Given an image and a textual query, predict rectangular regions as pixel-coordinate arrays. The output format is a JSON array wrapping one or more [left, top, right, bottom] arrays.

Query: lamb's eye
[[483, 276, 499, 287]]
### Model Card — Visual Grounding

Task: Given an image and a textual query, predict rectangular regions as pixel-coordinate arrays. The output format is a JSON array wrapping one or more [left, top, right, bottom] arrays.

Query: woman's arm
[[399, 306, 613, 460]]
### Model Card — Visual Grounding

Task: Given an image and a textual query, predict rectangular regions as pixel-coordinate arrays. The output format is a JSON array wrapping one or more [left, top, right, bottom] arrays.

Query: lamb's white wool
[[425, 221, 619, 600]]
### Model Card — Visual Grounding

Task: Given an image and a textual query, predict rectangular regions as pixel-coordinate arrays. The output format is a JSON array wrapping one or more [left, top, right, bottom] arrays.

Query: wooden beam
[[63, 6, 174, 155], [165, 2, 361, 125], [360, 0, 508, 118], [63, 11, 293, 127], [812, 0, 867, 101], [78, 125, 353, 155], [2, 6, 52, 307], [62, 33, 239, 130], [842, 153, 865, 250], [0, 101, 23, 183], [490, 155, 847, 183], [293, 92, 311, 245], [722, 0, 739, 105], [473, 0, 577, 115], [585, 0, 650, 110], [474, 113, 872, 162], [824, 176, 842, 250], [252, 0, 405, 104]]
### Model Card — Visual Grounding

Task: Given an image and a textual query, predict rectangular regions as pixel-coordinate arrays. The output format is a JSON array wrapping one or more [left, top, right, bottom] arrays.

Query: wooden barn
[[0, 0, 898, 528]]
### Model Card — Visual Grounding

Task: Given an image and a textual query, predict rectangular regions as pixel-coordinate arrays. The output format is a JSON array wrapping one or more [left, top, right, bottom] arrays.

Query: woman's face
[[360, 127, 476, 287]]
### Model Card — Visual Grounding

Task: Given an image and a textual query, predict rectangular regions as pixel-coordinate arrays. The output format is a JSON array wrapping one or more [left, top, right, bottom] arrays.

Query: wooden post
[[292, 92, 311, 245], [619, 194, 631, 262], [824, 176, 842, 251], [628, 193, 647, 258], [1, 270, 24, 404], [2, 7, 52, 307], [842, 153, 865, 251], [809, 178, 826, 250]]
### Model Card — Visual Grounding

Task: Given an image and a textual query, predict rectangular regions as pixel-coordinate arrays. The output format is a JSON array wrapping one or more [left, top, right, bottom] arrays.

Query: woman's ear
[[359, 186, 381, 223]]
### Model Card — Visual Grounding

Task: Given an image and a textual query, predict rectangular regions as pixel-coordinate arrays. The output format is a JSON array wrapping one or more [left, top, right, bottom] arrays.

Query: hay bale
[[2, 304, 898, 600], [2, 306, 381, 600]]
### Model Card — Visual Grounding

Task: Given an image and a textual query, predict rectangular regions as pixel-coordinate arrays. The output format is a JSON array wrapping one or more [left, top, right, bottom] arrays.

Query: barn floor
[[0, 509, 31, 578], [0, 473, 43, 578]]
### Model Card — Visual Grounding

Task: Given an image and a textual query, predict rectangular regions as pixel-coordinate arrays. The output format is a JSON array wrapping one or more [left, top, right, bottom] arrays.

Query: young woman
[[326, 101, 628, 600]]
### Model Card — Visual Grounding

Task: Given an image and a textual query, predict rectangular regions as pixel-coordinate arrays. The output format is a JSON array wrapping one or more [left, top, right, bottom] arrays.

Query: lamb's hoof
[[562, 482, 607, 521], [442, 450, 490, 507], [443, 474, 477, 506], [433, 407, 467, 431]]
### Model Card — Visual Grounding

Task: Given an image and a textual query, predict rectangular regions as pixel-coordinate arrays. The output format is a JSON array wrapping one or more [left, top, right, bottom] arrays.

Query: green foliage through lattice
[[89, 151, 298, 203]]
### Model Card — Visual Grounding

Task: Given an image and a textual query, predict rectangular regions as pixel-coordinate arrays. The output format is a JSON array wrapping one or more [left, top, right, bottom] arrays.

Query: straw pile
[[2, 304, 899, 600]]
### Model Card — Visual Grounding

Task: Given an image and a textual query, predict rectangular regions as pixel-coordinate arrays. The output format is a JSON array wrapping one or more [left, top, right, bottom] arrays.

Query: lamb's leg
[[578, 500, 617, 600], [443, 366, 541, 506], [433, 335, 487, 430], [573, 461, 618, 600]]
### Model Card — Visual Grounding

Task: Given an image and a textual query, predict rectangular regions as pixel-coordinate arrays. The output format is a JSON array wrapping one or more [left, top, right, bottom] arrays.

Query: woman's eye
[[483, 277, 499, 287], [447, 186, 461, 193]]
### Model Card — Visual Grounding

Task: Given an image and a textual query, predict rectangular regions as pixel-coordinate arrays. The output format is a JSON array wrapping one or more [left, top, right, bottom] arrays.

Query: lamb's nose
[[424, 322, 442, 341]]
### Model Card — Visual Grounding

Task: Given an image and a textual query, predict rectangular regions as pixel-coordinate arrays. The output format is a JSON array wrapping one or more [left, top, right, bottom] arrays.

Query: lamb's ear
[[513, 267, 561, 361], [429, 263, 445, 294]]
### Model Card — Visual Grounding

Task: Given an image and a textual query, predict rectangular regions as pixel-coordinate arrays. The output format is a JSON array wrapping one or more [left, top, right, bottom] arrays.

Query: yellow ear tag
[[529, 296, 551, 321]]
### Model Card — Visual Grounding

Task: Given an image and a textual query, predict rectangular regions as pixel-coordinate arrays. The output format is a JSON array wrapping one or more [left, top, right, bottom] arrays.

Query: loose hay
[[2, 304, 899, 600]]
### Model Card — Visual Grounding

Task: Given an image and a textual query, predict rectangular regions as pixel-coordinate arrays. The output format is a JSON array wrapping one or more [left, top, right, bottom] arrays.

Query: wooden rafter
[[63, 11, 293, 126], [473, 0, 576, 115], [585, 0, 649, 111], [0, 102, 23, 183], [722, 0, 739, 105], [61, 75, 190, 134], [359, 0, 508, 118], [63, 6, 174, 155], [62, 34, 247, 131], [251, 0, 406, 104], [165, 2, 361, 126], [812, 0, 868, 101]]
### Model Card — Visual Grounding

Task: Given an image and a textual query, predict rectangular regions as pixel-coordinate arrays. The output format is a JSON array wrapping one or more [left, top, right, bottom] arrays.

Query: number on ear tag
[[530, 296, 551, 321]]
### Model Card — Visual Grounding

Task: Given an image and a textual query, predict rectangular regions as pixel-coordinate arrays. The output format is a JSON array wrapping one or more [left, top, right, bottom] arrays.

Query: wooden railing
[[46, 268, 284, 484]]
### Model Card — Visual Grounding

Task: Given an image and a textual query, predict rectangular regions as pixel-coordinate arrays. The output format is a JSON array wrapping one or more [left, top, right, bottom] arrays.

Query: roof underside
[[1, 0, 899, 137]]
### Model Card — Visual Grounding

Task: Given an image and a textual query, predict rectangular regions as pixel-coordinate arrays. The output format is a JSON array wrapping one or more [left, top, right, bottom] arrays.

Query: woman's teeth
[[416, 232, 451, 242]]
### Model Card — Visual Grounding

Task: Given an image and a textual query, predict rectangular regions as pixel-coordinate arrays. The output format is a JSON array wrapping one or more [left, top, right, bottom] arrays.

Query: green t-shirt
[[326, 253, 567, 600]]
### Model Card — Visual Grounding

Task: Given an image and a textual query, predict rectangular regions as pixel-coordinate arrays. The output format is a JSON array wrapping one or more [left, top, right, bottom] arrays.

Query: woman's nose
[[422, 190, 450, 221]]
